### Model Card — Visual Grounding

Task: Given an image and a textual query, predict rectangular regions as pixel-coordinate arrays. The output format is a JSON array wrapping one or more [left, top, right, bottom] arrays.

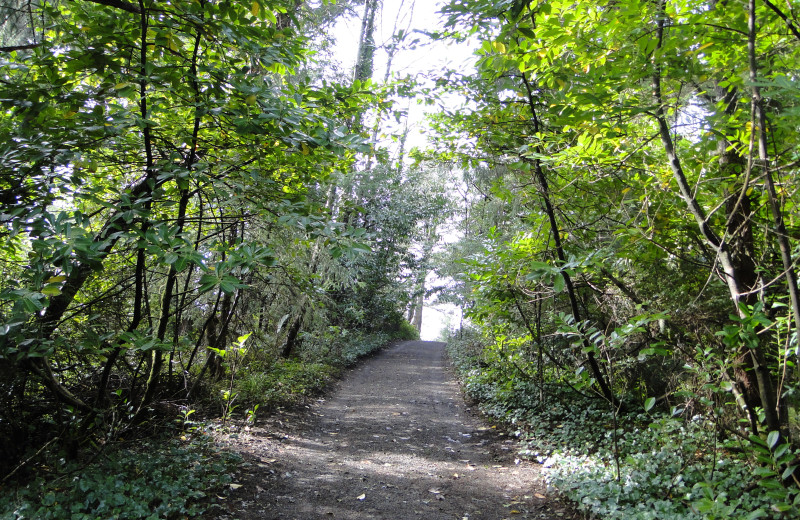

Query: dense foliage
[[449, 330, 799, 518], [0, 0, 432, 491], [1, 434, 240, 519], [4, 0, 800, 517], [432, 0, 800, 517]]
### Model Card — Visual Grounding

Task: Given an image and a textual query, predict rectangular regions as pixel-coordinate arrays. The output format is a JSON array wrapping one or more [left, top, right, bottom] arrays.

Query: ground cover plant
[[447, 331, 800, 519], [0, 434, 241, 520]]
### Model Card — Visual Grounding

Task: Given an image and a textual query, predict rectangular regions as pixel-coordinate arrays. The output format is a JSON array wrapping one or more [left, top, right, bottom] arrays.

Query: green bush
[[236, 360, 337, 408], [445, 330, 800, 520], [393, 319, 420, 341], [231, 330, 397, 413], [299, 328, 392, 367]]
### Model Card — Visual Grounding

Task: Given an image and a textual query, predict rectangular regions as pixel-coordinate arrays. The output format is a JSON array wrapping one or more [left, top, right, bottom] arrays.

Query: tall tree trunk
[[651, 0, 779, 433], [281, 308, 306, 358], [353, 0, 379, 85], [412, 287, 424, 332], [135, 12, 204, 412], [748, 0, 800, 434]]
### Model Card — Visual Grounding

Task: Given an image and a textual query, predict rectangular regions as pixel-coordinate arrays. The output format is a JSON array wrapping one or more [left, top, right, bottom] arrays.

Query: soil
[[209, 340, 580, 520]]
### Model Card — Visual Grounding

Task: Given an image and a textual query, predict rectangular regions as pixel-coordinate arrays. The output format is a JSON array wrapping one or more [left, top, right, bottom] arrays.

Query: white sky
[[332, 0, 477, 152], [331, 0, 473, 340]]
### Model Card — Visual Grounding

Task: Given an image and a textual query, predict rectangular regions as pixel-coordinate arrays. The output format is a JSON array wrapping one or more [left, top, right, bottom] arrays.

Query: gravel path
[[214, 341, 577, 519]]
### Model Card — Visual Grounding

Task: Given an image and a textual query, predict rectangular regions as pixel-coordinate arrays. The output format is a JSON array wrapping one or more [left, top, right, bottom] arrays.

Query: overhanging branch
[[74, 0, 142, 14]]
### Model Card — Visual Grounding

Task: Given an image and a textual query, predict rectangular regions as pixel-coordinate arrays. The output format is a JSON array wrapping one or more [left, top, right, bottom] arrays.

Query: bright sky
[[331, 0, 474, 340]]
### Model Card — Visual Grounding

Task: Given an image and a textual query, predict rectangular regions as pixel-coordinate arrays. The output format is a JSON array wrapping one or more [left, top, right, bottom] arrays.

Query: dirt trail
[[215, 341, 577, 519]]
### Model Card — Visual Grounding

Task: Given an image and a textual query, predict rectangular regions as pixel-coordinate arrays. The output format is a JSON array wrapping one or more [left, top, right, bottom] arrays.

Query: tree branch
[[762, 0, 800, 42], [0, 43, 39, 52], [74, 0, 142, 14]]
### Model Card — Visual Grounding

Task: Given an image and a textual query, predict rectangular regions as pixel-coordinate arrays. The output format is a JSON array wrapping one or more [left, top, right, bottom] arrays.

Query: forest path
[[213, 340, 577, 519]]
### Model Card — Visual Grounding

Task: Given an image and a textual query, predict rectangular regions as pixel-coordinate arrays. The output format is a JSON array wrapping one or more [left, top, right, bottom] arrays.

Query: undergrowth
[[231, 329, 410, 413], [3, 329, 413, 518], [446, 332, 800, 520], [0, 433, 240, 520]]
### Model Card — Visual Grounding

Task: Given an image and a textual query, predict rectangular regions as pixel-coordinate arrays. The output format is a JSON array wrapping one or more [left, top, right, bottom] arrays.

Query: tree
[[0, 0, 374, 467], [435, 0, 800, 440]]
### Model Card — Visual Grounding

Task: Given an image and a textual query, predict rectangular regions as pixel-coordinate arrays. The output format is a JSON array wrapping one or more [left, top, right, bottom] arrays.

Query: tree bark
[[651, 0, 779, 433], [748, 0, 800, 433]]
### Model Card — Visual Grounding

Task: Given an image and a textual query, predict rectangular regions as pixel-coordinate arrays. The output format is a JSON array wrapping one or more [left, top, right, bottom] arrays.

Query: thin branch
[[73, 0, 141, 14], [0, 42, 39, 52], [762, 0, 800, 42]]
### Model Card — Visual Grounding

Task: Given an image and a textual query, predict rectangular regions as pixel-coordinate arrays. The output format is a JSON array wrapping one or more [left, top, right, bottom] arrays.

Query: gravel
[[210, 340, 579, 520]]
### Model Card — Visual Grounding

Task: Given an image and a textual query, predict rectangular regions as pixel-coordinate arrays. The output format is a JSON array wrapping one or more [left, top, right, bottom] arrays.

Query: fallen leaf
[[356, 494, 366, 500], [229, 483, 242, 490], [428, 488, 441, 494], [534, 493, 546, 499]]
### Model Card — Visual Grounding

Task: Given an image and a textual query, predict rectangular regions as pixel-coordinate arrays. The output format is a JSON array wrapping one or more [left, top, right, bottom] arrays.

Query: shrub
[[1, 435, 240, 519], [394, 319, 420, 341], [235, 360, 337, 409], [231, 330, 396, 413], [445, 330, 800, 520]]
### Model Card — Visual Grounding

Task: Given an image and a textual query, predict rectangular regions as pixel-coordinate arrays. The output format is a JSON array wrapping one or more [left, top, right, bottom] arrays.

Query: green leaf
[[757, 478, 783, 489], [529, 261, 551, 271], [774, 442, 790, 460], [517, 27, 536, 39], [749, 434, 768, 447], [41, 285, 62, 297], [767, 430, 781, 449], [198, 274, 218, 294], [552, 272, 565, 293], [644, 397, 655, 412]]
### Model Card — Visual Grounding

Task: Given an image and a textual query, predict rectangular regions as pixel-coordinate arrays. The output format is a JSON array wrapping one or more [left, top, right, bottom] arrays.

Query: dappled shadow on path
[[215, 341, 577, 520]]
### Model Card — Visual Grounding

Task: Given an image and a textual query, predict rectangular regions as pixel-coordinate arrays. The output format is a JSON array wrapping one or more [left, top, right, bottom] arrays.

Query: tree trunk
[[651, 0, 779, 433], [412, 288, 424, 332], [518, 71, 619, 408], [281, 309, 306, 358], [748, 0, 800, 436]]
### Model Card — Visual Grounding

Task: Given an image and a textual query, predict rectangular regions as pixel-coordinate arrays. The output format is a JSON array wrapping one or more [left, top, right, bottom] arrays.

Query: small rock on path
[[214, 340, 578, 519]]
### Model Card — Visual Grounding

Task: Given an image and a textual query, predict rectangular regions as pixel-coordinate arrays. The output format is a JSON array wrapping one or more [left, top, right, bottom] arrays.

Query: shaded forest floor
[[208, 340, 579, 519]]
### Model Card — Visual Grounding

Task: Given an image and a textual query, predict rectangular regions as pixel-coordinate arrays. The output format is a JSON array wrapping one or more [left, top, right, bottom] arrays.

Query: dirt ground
[[210, 340, 580, 520]]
